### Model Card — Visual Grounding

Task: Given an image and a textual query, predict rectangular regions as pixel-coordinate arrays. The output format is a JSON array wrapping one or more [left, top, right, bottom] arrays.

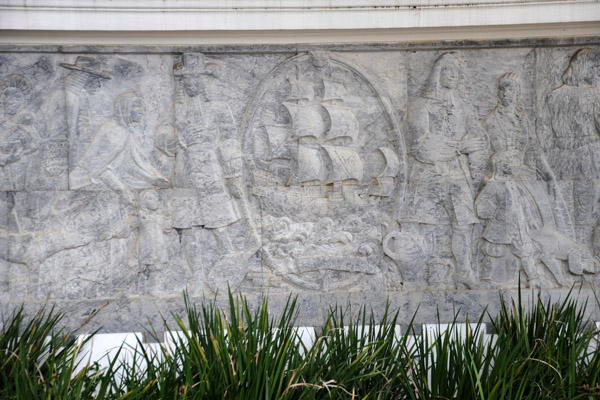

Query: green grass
[[2, 287, 600, 399]]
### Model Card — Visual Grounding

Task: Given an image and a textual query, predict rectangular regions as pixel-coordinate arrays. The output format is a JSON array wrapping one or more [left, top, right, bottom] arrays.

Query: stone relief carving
[[546, 48, 600, 248], [242, 50, 405, 291], [477, 72, 596, 288], [160, 53, 259, 293], [60, 56, 112, 171], [0, 54, 178, 301], [1, 190, 136, 299], [0, 74, 40, 190], [1, 43, 600, 310], [394, 51, 489, 289], [70, 90, 170, 204]]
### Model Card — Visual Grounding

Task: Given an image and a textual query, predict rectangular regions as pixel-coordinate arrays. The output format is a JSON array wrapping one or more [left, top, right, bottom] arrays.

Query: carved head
[[173, 53, 222, 98], [140, 190, 160, 211], [155, 124, 176, 157], [497, 72, 522, 107], [0, 74, 32, 116], [309, 50, 331, 70], [113, 91, 145, 127], [60, 56, 111, 93], [425, 52, 462, 97], [28, 56, 54, 82], [562, 48, 599, 87]]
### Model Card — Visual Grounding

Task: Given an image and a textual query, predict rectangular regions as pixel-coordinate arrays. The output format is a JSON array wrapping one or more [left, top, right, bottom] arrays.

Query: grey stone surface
[[1, 39, 600, 331]]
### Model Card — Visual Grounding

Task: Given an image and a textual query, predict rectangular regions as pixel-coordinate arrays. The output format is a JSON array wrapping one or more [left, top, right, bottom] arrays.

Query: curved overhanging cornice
[[0, 0, 598, 44]]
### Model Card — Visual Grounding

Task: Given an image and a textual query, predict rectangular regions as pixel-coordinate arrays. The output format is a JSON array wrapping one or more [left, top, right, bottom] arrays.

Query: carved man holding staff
[[400, 52, 488, 288], [168, 53, 258, 292], [546, 48, 600, 248]]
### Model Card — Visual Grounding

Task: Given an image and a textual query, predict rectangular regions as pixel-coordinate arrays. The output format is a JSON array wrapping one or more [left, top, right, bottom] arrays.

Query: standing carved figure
[[29, 56, 111, 190], [70, 91, 170, 204], [169, 53, 257, 292], [478, 72, 595, 288], [0, 74, 40, 189], [546, 48, 600, 247], [400, 52, 488, 288], [60, 56, 112, 170], [131, 190, 172, 294]]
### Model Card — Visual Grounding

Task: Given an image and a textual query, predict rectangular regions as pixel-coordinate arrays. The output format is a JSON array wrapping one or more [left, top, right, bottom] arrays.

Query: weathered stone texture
[[1, 40, 600, 331]]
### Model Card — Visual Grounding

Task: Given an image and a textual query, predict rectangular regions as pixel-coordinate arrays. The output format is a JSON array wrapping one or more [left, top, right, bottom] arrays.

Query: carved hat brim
[[59, 62, 112, 79], [173, 61, 223, 76]]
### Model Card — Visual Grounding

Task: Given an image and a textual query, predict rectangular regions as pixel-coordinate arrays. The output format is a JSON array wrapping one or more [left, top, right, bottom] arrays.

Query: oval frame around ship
[[240, 52, 407, 291]]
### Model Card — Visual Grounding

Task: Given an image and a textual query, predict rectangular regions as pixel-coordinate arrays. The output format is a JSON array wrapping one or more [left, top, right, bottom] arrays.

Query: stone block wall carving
[[1, 39, 600, 330]]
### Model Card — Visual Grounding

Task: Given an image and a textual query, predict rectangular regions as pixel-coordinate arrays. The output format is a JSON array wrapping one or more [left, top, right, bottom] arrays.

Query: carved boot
[[452, 226, 478, 289]]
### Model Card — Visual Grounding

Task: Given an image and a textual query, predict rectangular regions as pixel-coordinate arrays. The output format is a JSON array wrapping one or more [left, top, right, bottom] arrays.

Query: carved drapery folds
[[1, 43, 599, 307]]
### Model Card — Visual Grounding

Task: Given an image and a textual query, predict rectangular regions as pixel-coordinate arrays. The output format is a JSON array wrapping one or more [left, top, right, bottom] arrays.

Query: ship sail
[[322, 104, 359, 144], [377, 147, 400, 178], [370, 146, 400, 197], [263, 125, 291, 160], [283, 103, 325, 141], [298, 144, 327, 184], [322, 144, 363, 183], [286, 78, 315, 102], [322, 80, 347, 102], [321, 79, 360, 144]]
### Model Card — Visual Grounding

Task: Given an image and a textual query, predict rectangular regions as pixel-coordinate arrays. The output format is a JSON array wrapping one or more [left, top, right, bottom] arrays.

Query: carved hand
[[227, 178, 244, 199], [178, 123, 202, 148], [460, 136, 487, 154], [433, 137, 460, 162], [475, 198, 496, 219], [152, 175, 171, 188], [414, 134, 459, 163], [122, 189, 136, 206], [222, 158, 243, 178]]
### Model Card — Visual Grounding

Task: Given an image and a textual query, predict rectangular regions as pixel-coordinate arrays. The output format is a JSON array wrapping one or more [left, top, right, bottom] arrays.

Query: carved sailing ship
[[321, 79, 363, 188], [274, 77, 364, 193], [282, 79, 328, 185]]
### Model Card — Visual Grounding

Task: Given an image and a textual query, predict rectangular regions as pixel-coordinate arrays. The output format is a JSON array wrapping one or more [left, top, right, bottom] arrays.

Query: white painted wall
[[0, 0, 598, 44]]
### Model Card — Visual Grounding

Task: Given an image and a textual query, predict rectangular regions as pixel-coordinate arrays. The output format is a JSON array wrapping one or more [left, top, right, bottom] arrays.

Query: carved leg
[[479, 241, 508, 288], [208, 227, 249, 293], [573, 180, 596, 247], [213, 227, 233, 254], [453, 224, 477, 288], [540, 255, 569, 288], [520, 255, 541, 289], [513, 241, 540, 289]]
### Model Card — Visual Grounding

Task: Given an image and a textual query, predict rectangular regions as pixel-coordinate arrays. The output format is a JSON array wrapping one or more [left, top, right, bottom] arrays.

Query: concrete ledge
[[0, 23, 599, 46], [1, 0, 599, 32]]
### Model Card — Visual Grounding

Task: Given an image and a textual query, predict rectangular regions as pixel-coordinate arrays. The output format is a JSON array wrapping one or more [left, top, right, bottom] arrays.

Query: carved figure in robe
[[164, 53, 258, 293], [546, 48, 600, 246], [399, 51, 489, 288], [29, 56, 110, 190], [60, 56, 112, 170], [0, 74, 40, 189], [477, 73, 596, 288], [70, 91, 170, 204]]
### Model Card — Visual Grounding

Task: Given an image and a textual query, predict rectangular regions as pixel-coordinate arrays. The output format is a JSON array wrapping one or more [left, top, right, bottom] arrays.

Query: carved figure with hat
[[58, 56, 111, 170]]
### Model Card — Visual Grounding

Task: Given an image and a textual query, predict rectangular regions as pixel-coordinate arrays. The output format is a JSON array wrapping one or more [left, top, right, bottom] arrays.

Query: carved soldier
[[546, 48, 600, 247], [0, 74, 40, 190], [28, 56, 111, 190], [59, 56, 112, 170], [478, 72, 596, 288], [167, 53, 256, 292], [400, 51, 489, 288]]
